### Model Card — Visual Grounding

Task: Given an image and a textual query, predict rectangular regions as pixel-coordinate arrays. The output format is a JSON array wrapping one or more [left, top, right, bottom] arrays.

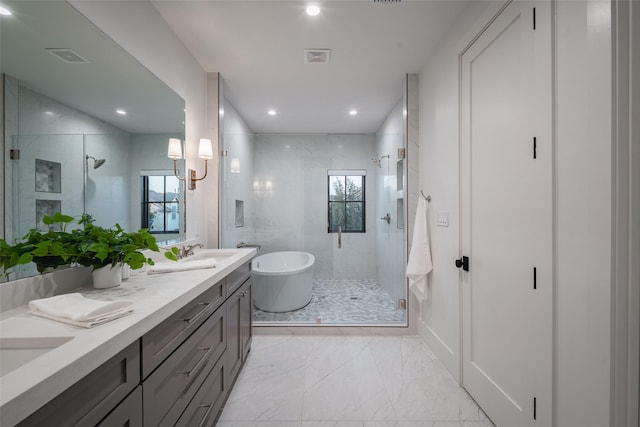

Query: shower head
[[372, 154, 390, 168], [86, 155, 106, 169]]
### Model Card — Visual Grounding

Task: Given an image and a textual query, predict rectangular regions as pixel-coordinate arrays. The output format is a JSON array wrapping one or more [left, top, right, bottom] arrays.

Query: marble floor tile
[[219, 336, 494, 426]]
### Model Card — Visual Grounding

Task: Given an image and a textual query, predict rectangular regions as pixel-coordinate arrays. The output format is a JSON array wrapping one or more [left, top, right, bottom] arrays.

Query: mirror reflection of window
[[141, 174, 180, 234]]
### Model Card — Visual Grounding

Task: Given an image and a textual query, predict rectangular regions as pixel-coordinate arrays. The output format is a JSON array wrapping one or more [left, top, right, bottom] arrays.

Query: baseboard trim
[[418, 319, 460, 383]]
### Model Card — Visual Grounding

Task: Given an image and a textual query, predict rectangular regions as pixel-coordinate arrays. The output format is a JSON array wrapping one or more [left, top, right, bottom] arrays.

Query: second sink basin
[[0, 336, 73, 377]]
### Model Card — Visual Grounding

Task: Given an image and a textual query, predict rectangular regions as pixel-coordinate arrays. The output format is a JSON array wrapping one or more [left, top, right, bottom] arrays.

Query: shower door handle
[[338, 226, 342, 249]]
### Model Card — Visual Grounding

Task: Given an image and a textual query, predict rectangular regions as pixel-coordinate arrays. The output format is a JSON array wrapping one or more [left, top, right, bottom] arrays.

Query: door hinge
[[533, 267, 537, 289], [533, 7, 536, 30], [533, 137, 537, 159], [455, 256, 469, 272], [533, 396, 537, 420], [9, 149, 20, 160]]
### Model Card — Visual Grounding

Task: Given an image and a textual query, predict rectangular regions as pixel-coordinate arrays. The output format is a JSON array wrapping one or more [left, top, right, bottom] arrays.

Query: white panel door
[[460, 2, 552, 426]]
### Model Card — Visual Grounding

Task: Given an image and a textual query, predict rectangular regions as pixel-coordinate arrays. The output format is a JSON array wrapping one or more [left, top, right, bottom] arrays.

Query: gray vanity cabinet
[[17, 341, 141, 427], [141, 279, 225, 378], [97, 386, 143, 427], [14, 261, 253, 427], [226, 278, 251, 385]]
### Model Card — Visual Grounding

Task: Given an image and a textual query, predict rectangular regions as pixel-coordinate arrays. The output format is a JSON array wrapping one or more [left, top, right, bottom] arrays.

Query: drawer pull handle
[[177, 346, 211, 378], [178, 302, 210, 325], [197, 403, 214, 427]]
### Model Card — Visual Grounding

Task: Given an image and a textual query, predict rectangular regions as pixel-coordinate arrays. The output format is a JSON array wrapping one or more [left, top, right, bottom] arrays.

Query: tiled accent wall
[[253, 134, 377, 280]]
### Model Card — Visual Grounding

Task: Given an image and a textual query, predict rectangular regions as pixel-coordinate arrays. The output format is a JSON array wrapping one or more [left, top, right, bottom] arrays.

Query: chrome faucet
[[178, 243, 203, 259], [237, 242, 261, 250]]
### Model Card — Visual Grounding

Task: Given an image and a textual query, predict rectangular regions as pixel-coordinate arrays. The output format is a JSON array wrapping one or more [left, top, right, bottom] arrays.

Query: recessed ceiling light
[[349, 109, 358, 116], [306, 5, 320, 16], [268, 109, 277, 116], [116, 109, 127, 115], [0, 6, 12, 16]]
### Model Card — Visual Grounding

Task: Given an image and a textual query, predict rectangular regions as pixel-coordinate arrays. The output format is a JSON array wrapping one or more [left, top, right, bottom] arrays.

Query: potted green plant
[[0, 212, 78, 275], [1, 213, 175, 287], [72, 214, 164, 288]]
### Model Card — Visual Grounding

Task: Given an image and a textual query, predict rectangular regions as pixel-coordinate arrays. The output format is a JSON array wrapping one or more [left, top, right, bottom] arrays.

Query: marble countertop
[[0, 248, 256, 426]]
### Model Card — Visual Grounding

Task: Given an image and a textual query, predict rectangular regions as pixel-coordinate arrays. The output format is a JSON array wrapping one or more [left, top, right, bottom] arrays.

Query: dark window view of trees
[[141, 175, 180, 234], [328, 175, 365, 233]]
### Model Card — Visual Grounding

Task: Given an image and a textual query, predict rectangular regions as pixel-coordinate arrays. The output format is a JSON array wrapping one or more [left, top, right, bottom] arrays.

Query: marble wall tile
[[253, 134, 378, 280]]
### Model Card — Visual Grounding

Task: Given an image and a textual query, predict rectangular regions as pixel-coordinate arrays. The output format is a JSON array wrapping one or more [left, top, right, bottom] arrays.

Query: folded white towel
[[406, 197, 433, 302], [29, 293, 133, 328], [146, 258, 217, 274]]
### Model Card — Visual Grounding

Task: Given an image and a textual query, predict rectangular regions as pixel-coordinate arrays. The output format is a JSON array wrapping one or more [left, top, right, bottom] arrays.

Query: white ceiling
[[152, 0, 472, 134]]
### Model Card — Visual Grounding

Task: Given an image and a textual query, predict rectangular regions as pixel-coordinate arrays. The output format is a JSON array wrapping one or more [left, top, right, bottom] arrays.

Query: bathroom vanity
[[0, 248, 255, 426]]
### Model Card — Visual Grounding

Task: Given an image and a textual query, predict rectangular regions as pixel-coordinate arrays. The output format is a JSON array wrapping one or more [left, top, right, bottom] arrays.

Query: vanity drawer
[[97, 386, 143, 427], [18, 341, 140, 427], [142, 279, 225, 378], [143, 308, 226, 427], [226, 261, 251, 296], [174, 355, 226, 427]]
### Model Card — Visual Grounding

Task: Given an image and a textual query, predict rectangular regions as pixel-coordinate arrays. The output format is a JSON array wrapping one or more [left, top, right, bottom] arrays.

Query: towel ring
[[420, 190, 432, 203]]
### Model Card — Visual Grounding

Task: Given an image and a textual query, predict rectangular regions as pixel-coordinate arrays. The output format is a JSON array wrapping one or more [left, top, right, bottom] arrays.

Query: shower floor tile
[[253, 279, 407, 325]]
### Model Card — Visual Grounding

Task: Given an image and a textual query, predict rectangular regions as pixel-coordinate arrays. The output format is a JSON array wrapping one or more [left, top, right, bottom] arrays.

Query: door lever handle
[[455, 256, 470, 272]]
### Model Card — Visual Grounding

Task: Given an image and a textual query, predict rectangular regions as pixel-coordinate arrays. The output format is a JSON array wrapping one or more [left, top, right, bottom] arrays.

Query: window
[[141, 175, 180, 234], [328, 173, 365, 233]]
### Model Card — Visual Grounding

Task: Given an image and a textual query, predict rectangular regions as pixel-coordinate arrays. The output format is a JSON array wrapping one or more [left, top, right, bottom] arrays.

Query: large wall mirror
[[1, 1, 186, 280]]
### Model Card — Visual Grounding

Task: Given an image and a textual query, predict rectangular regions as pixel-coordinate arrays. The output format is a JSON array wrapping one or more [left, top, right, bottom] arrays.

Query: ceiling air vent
[[304, 49, 331, 64], [46, 48, 89, 64], [370, 0, 405, 4]]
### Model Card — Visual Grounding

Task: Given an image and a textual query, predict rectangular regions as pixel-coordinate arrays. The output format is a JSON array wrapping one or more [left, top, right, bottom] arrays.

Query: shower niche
[[35, 159, 62, 193]]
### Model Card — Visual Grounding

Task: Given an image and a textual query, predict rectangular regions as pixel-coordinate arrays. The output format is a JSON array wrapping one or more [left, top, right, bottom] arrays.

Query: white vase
[[92, 264, 123, 289]]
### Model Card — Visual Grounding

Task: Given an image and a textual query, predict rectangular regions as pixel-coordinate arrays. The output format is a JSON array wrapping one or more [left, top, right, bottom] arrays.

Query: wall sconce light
[[230, 158, 241, 174], [167, 138, 213, 190]]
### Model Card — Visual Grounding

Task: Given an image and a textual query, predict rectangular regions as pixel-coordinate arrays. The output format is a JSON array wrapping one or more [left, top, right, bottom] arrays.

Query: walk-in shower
[[218, 76, 416, 327]]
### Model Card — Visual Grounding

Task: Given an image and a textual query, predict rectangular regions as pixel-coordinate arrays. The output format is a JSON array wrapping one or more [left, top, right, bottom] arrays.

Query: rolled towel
[[29, 293, 133, 328], [146, 257, 217, 274]]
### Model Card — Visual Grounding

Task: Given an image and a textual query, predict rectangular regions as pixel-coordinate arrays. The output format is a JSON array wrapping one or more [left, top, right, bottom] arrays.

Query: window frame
[[140, 174, 181, 234], [327, 173, 366, 233]]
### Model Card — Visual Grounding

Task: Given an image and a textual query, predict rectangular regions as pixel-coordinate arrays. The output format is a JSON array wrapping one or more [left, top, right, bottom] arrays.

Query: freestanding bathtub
[[252, 251, 315, 313]]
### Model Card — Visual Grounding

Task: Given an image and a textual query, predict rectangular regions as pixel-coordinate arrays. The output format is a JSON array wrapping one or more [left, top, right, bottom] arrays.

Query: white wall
[[70, 1, 210, 244], [418, 0, 500, 380], [375, 98, 406, 303], [418, 0, 613, 425], [555, 1, 611, 425]]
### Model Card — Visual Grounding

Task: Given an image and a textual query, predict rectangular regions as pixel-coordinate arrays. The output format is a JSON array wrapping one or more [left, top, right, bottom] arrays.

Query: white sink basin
[[0, 336, 73, 377]]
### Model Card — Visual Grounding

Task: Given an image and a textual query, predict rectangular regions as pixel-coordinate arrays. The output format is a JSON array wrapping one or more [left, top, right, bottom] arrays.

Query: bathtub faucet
[[237, 242, 262, 250]]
